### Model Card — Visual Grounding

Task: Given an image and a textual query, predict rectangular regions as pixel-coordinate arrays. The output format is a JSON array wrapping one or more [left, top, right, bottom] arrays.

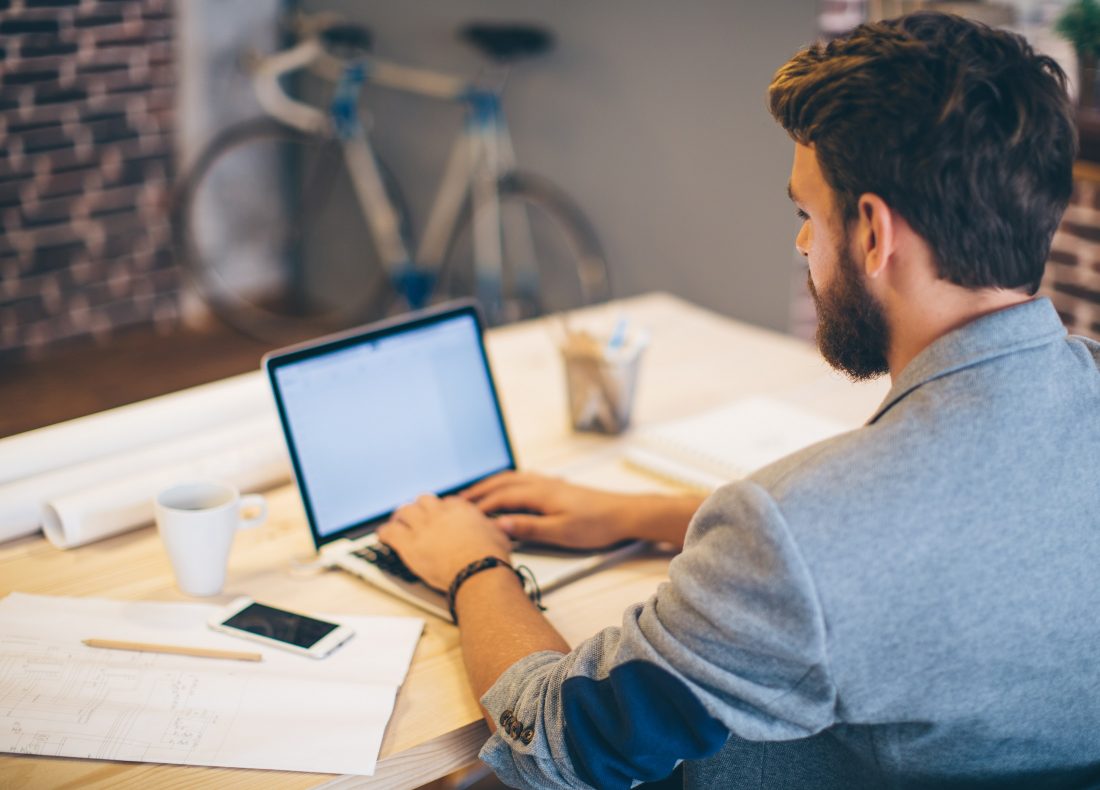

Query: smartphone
[[208, 597, 354, 659]]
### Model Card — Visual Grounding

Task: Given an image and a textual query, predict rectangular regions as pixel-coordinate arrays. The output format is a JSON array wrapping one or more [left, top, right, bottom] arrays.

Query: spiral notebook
[[622, 397, 850, 491]]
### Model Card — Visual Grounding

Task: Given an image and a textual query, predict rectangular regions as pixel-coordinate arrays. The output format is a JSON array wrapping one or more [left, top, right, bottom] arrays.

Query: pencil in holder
[[559, 326, 645, 435]]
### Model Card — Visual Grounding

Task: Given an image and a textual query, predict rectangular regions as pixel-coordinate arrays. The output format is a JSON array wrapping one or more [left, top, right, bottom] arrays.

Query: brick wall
[[1042, 169, 1100, 338], [0, 0, 179, 360]]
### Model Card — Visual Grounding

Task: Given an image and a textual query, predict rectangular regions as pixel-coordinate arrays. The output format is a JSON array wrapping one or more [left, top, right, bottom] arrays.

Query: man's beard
[[807, 242, 891, 381]]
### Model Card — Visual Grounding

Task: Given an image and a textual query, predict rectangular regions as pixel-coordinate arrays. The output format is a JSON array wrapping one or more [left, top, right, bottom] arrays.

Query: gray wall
[[301, 0, 814, 332]]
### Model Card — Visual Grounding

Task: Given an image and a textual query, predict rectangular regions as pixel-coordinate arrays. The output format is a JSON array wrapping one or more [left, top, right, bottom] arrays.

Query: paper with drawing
[[0, 593, 423, 775]]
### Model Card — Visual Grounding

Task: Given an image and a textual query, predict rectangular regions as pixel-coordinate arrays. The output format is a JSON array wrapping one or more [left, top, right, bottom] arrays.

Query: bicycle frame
[[252, 34, 538, 309]]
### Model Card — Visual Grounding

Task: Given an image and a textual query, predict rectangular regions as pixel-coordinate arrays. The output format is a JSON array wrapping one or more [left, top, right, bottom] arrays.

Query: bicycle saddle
[[460, 23, 554, 63], [319, 23, 372, 57]]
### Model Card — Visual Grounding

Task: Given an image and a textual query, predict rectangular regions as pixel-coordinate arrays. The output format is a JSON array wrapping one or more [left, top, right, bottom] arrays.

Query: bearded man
[[378, 12, 1100, 789]]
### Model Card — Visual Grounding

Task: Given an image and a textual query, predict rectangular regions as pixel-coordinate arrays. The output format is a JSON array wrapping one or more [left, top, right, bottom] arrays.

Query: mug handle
[[238, 494, 268, 530]]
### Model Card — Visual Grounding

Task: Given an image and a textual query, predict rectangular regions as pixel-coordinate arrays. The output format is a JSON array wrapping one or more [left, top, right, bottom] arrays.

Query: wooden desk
[[0, 293, 889, 789]]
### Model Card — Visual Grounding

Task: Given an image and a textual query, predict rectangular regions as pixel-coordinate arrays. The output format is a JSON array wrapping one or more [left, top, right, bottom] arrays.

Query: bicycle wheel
[[437, 171, 611, 325], [172, 118, 412, 343]]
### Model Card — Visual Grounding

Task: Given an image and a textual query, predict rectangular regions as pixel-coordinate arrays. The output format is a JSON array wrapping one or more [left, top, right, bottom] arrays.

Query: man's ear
[[855, 193, 896, 279]]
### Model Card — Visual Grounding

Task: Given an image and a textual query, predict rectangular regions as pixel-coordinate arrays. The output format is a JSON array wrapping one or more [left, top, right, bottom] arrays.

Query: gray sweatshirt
[[479, 298, 1100, 789]]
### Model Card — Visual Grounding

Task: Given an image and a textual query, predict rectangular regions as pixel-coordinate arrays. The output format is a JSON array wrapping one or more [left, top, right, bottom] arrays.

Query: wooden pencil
[[82, 638, 263, 662]]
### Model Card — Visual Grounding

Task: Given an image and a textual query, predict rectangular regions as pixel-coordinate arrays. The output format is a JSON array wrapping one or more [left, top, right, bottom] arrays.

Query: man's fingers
[[392, 502, 417, 525], [416, 493, 441, 511], [496, 513, 567, 545], [460, 471, 521, 501], [393, 493, 441, 525], [462, 471, 556, 502], [477, 486, 546, 516], [376, 521, 406, 547], [442, 495, 486, 519]]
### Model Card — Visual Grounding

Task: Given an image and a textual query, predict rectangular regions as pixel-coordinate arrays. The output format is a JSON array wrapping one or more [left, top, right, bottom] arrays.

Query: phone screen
[[222, 603, 338, 648]]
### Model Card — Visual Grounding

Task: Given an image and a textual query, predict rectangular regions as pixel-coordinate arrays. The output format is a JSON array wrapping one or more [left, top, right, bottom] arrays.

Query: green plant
[[1056, 0, 1100, 59]]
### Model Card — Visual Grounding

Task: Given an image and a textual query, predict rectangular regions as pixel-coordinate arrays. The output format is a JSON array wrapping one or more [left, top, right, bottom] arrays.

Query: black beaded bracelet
[[447, 556, 544, 625]]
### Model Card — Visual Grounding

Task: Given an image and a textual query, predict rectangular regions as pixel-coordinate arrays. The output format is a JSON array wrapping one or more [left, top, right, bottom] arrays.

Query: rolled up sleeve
[[478, 480, 837, 790]]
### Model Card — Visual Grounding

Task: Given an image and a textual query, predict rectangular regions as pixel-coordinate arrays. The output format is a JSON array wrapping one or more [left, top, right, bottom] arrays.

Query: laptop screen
[[267, 306, 514, 543]]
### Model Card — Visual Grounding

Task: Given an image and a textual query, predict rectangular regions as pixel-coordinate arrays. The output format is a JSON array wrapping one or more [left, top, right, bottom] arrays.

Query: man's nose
[[795, 224, 810, 258]]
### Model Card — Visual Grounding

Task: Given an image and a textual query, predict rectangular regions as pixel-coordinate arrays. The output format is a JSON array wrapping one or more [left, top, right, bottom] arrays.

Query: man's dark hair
[[769, 12, 1076, 294]]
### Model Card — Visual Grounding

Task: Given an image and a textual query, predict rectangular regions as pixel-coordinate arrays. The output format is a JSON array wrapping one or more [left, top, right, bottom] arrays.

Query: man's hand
[[377, 494, 512, 591], [462, 471, 635, 548], [380, 492, 571, 718], [463, 471, 705, 550]]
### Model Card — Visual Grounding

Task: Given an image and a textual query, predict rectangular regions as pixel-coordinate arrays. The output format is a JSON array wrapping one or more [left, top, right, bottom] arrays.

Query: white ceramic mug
[[155, 481, 267, 597]]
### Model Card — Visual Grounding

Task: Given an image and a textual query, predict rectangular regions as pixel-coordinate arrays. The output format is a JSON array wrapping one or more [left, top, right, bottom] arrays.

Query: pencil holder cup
[[560, 331, 645, 435]]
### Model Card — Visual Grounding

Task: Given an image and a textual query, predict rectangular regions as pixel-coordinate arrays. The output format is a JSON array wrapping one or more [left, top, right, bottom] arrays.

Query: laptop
[[263, 300, 642, 619]]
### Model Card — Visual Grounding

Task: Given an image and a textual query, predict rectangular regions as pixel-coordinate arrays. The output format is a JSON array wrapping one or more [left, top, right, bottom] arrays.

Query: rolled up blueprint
[[40, 430, 291, 549], [0, 371, 276, 545], [0, 371, 268, 486], [0, 417, 284, 543]]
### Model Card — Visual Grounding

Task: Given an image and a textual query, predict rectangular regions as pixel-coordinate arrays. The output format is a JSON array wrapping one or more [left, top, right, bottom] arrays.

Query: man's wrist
[[451, 563, 526, 621], [622, 493, 703, 546], [445, 551, 509, 590], [448, 554, 542, 626]]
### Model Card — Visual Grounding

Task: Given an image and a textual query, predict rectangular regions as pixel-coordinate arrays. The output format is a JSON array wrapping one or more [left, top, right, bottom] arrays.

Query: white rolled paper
[[0, 371, 269, 486], [0, 370, 289, 547], [0, 417, 285, 543], [41, 431, 292, 549]]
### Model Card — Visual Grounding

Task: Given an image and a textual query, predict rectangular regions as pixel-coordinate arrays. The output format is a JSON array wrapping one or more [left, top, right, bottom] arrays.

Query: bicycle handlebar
[[252, 27, 476, 135], [253, 38, 329, 134]]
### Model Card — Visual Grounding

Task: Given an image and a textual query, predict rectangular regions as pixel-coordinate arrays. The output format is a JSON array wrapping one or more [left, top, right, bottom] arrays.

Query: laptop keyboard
[[353, 543, 421, 584]]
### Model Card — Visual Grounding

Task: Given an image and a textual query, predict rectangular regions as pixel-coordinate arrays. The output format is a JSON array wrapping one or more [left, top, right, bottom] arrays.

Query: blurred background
[[2, 0, 1099, 441]]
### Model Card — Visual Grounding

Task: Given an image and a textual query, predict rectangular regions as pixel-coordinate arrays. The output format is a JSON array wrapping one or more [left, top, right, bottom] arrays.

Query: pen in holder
[[559, 318, 647, 435]]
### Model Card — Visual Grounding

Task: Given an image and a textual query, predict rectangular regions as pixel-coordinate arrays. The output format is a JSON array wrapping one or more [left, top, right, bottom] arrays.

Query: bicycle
[[172, 13, 611, 341]]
